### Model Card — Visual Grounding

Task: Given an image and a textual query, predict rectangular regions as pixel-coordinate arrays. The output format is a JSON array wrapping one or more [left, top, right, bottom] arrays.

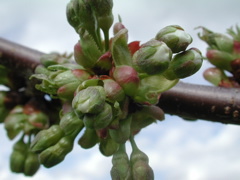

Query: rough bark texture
[[0, 38, 240, 125]]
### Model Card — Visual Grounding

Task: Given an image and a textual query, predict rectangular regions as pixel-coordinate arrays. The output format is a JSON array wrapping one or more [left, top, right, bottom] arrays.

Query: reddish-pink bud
[[93, 51, 113, 74], [206, 49, 234, 71], [128, 41, 141, 56], [102, 77, 125, 102], [113, 65, 140, 97], [233, 41, 240, 54], [113, 22, 126, 35]]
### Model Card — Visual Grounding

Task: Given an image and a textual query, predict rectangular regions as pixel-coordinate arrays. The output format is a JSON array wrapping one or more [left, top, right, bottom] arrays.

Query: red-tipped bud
[[113, 65, 140, 97], [206, 49, 234, 71]]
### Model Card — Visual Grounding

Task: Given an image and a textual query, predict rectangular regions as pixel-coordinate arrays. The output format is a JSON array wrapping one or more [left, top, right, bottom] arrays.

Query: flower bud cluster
[[4, 102, 49, 140], [198, 25, 240, 87], [26, 0, 204, 178], [0, 97, 50, 176], [10, 137, 40, 176], [110, 136, 154, 180], [30, 109, 84, 168]]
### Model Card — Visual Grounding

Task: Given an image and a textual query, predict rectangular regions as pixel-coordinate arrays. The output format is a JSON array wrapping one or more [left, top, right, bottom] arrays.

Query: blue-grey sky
[[1, 0, 240, 180]]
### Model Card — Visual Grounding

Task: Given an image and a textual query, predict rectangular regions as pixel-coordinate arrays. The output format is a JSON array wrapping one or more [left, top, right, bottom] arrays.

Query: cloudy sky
[[1, 0, 240, 180]]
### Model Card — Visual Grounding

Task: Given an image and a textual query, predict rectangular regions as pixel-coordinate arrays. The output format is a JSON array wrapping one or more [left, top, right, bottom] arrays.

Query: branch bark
[[0, 37, 42, 79], [0, 37, 240, 125], [158, 82, 240, 125]]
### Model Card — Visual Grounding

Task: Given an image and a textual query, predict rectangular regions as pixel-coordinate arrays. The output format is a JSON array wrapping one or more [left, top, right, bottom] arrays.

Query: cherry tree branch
[[158, 82, 240, 125], [0, 37, 239, 125]]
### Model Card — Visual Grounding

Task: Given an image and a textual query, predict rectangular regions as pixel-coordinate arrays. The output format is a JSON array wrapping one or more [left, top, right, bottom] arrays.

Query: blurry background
[[0, 0, 240, 179]]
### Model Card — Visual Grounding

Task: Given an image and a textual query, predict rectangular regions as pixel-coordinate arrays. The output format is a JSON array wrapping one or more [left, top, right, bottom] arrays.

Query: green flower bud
[[27, 111, 49, 130], [53, 69, 90, 87], [155, 25, 192, 53], [47, 63, 84, 71], [111, 144, 132, 180], [39, 136, 74, 168], [133, 40, 172, 75], [77, 78, 103, 91], [103, 78, 125, 102], [130, 136, 154, 180], [164, 48, 203, 80], [66, 0, 81, 32], [39, 53, 71, 68], [113, 65, 140, 97], [57, 82, 79, 100], [113, 22, 126, 36], [206, 49, 234, 71], [88, 0, 114, 32], [134, 74, 178, 105], [109, 115, 132, 144], [60, 111, 84, 136], [78, 128, 99, 149], [24, 151, 40, 176], [30, 125, 64, 153], [73, 0, 97, 38], [10, 138, 28, 173], [4, 106, 27, 140], [198, 26, 234, 53], [83, 102, 113, 129], [99, 134, 119, 156], [72, 86, 106, 115], [203, 67, 230, 86]]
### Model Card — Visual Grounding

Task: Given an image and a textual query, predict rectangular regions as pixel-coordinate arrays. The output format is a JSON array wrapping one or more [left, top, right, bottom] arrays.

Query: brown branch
[[0, 37, 42, 79], [159, 82, 240, 125], [0, 37, 239, 125]]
